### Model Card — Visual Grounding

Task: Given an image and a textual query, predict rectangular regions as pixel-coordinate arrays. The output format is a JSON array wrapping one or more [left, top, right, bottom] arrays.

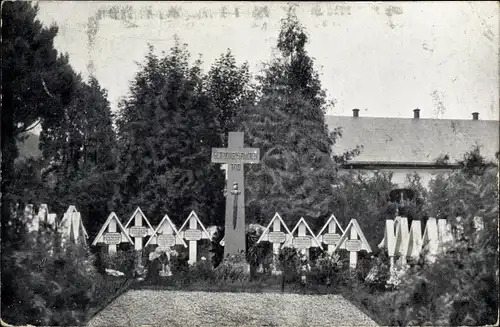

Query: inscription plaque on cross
[[211, 132, 260, 258]]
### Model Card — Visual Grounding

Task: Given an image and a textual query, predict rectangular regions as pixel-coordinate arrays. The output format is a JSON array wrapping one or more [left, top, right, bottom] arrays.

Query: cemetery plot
[[177, 211, 211, 265]]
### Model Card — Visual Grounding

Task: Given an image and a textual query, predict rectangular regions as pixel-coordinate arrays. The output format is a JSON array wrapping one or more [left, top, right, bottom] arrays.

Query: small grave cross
[[178, 211, 211, 265], [211, 131, 260, 258]]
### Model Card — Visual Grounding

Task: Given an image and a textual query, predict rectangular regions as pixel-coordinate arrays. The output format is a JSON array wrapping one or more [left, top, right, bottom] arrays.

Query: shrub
[[349, 154, 499, 326], [1, 225, 130, 326], [98, 246, 136, 278]]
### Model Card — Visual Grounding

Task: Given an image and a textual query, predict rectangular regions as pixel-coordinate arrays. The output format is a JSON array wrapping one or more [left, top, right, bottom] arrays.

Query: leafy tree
[[206, 50, 255, 145], [427, 146, 498, 222], [370, 152, 499, 326], [113, 41, 225, 226], [38, 76, 117, 236], [1, 1, 77, 246], [336, 171, 397, 249], [236, 6, 360, 227]]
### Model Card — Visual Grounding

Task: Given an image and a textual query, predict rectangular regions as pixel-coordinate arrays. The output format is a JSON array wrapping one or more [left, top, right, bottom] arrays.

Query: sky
[[36, 1, 499, 121]]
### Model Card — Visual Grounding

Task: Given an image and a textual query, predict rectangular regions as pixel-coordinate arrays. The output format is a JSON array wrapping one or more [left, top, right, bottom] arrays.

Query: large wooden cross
[[211, 132, 260, 258]]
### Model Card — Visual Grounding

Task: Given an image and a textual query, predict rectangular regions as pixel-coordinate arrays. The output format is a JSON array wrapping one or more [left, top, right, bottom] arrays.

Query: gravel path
[[87, 290, 378, 327]]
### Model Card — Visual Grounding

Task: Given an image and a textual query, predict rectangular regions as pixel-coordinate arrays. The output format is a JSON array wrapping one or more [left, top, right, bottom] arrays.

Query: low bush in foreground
[[1, 227, 132, 326]]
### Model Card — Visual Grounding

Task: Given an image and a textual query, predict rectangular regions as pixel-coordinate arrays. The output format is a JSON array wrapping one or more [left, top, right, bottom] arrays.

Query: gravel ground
[[87, 290, 378, 327]]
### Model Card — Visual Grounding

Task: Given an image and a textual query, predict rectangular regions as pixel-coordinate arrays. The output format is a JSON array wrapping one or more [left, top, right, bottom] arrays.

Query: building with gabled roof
[[325, 109, 499, 192]]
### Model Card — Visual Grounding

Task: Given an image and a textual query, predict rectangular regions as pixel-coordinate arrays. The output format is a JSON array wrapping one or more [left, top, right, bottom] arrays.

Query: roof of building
[[325, 114, 499, 166]]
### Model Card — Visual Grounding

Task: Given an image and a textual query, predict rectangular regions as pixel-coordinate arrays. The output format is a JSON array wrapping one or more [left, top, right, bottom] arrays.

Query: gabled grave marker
[[381, 219, 396, 257], [394, 217, 409, 268], [317, 214, 345, 254], [422, 218, 439, 263], [334, 219, 372, 269], [47, 213, 57, 227], [177, 211, 211, 265], [145, 214, 187, 248], [92, 212, 133, 254], [283, 217, 322, 260], [59, 205, 89, 245], [25, 204, 38, 233], [406, 220, 423, 260], [37, 204, 48, 222], [257, 212, 292, 275], [124, 207, 155, 252]]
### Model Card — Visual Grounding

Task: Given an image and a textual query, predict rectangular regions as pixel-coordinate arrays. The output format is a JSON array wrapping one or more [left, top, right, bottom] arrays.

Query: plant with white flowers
[[149, 246, 178, 277]]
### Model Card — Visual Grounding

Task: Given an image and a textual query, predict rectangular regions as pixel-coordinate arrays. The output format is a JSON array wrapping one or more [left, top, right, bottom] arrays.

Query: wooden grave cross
[[211, 131, 260, 259], [145, 214, 187, 248], [124, 207, 155, 266], [92, 212, 134, 254], [284, 218, 323, 262], [59, 205, 89, 245], [317, 214, 345, 254], [334, 219, 372, 269], [422, 218, 439, 263], [177, 211, 211, 265], [257, 212, 292, 275]]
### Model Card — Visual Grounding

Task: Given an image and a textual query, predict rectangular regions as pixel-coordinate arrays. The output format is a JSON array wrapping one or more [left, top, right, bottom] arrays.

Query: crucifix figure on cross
[[231, 182, 240, 230], [211, 132, 260, 259]]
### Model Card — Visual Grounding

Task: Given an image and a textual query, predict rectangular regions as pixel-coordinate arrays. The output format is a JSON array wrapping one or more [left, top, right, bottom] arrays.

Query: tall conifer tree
[[114, 41, 225, 226], [238, 6, 360, 227]]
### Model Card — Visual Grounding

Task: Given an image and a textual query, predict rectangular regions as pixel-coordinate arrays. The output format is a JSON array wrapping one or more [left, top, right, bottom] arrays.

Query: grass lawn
[[87, 289, 378, 326]]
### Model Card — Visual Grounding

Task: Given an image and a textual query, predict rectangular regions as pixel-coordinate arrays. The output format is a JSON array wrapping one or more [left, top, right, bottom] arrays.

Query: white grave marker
[[59, 205, 89, 245], [145, 214, 187, 248], [283, 218, 322, 262], [124, 207, 155, 252], [37, 204, 48, 223], [47, 213, 57, 227], [473, 216, 484, 242], [422, 218, 439, 263], [25, 204, 38, 233], [334, 219, 372, 269], [394, 217, 409, 264], [92, 212, 134, 254], [257, 212, 292, 275], [177, 211, 211, 265], [317, 214, 345, 254], [406, 220, 423, 260]]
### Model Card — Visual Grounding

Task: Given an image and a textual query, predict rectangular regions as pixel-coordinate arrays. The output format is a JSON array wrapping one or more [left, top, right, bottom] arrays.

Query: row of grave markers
[[256, 213, 372, 271], [26, 204, 480, 272], [92, 208, 211, 265], [24, 204, 88, 245], [91, 208, 372, 268], [380, 215, 485, 271]]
